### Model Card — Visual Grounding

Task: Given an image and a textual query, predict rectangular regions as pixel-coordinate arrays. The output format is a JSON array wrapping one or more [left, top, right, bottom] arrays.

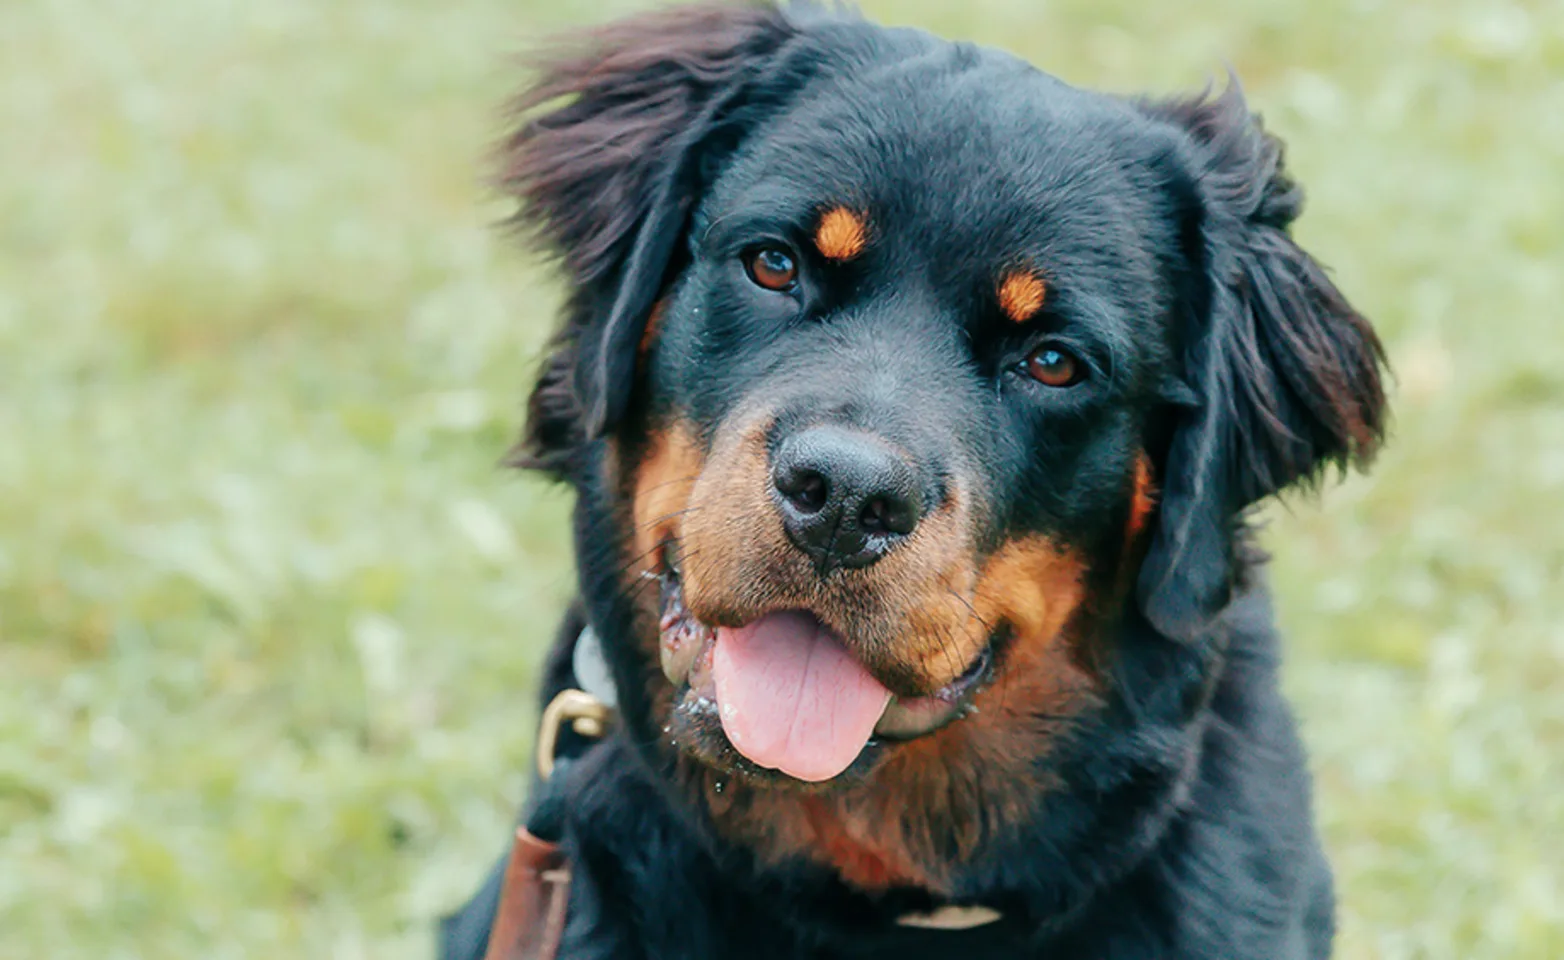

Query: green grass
[[1, 0, 1559, 956]]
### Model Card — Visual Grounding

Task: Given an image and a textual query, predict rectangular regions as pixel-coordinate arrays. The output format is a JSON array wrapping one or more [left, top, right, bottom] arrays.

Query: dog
[[441, 3, 1387, 958]]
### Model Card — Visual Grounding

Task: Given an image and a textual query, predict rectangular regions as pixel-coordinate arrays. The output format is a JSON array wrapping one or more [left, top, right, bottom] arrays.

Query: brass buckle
[[536, 688, 612, 780]]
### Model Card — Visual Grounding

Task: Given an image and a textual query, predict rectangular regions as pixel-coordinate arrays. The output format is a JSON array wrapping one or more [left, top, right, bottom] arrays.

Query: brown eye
[[1025, 344, 1082, 387], [745, 246, 798, 291]]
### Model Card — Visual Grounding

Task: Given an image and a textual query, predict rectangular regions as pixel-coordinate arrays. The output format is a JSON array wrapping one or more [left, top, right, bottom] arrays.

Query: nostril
[[775, 466, 829, 514], [859, 497, 891, 534], [858, 494, 916, 537], [790, 473, 828, 513]]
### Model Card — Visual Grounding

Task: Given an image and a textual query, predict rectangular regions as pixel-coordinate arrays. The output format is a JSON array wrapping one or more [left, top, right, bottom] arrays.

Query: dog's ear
[[1135, 83, 1388, 643], [501, 2, 816, 478]]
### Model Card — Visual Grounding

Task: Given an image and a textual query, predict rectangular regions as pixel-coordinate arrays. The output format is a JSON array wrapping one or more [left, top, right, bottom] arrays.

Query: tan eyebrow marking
[[998, 270, 1047, 323], [815, 207, 867, 261]]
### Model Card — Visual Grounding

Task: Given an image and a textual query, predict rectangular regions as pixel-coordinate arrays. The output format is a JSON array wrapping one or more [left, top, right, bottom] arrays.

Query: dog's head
[[505, 3, 1384, 799]]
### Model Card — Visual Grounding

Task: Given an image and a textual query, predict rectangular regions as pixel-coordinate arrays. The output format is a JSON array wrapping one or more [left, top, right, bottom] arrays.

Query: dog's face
[[633, 75, 1186, 783], [506, 0, 1384, 872]]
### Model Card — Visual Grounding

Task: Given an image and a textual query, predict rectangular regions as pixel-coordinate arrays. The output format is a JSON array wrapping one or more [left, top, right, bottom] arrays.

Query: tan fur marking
[[800, 795, 926, 889], [971, 536, 1087, 648], [815, 207, 867, 261], [998, 271, 1047, 323], [638, 298, 669, 358], [1114, 453, 1160, 594], [1127, 453, 1157, 545], [629, 422, 704, 579], [618, 421, 707, 712]]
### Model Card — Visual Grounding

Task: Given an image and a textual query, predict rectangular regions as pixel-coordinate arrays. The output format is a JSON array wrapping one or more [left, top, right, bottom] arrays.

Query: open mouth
[[657, 543, 993, 783]]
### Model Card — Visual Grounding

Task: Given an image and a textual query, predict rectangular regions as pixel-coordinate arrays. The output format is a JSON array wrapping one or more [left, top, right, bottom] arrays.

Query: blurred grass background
[[1, 0, 1560, 957]]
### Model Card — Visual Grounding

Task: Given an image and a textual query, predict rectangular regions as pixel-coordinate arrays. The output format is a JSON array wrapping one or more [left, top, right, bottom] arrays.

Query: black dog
[[443, 3, 1386, 958]]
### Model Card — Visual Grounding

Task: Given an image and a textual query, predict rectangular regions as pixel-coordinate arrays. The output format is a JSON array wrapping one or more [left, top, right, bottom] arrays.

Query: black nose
[[771, 426, 922, 572]]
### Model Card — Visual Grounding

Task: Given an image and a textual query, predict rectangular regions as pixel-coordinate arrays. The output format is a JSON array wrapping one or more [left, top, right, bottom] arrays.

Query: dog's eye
[[1025, 344, 1083, 388], [744, 246, 798, 291]]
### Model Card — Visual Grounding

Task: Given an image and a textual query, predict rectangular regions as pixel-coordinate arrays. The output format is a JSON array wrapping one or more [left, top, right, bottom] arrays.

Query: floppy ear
[[500, 2, 817, 479], [1135, 83, 1388, 644]]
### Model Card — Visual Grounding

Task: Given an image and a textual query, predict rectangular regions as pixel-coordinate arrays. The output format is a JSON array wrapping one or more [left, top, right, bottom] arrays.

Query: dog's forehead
[[708, 44, 1180, 289]]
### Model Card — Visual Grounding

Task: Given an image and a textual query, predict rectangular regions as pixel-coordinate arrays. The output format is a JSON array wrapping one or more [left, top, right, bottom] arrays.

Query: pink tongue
[[712, 612, 891, 782]]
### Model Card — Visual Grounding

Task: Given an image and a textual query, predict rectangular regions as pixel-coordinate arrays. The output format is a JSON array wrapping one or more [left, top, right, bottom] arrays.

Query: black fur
[[446, 4, 1386, 958]]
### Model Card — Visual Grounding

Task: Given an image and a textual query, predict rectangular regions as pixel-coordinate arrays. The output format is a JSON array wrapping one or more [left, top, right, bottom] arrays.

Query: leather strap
[[483, 828, 572, 960], [484, 682, 609, 960]]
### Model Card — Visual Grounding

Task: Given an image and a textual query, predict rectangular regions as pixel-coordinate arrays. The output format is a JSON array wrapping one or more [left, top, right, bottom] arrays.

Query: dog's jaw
[[655, 542, 996, 787]]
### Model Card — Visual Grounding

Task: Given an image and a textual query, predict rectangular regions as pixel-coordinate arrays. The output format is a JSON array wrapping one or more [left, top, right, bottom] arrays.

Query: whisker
[[639, 504, 705, 529], [943, 587, 993, 636], [631, 472, 703, 499], [607, 540, 668, 584]]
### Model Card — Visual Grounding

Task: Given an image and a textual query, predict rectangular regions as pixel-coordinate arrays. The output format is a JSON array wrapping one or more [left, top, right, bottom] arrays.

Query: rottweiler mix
[[442, 3, 1387, 958]]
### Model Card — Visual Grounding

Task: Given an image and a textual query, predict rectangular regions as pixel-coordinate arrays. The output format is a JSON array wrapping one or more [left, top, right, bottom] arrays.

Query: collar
[[893, 904, 1004, 930]]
